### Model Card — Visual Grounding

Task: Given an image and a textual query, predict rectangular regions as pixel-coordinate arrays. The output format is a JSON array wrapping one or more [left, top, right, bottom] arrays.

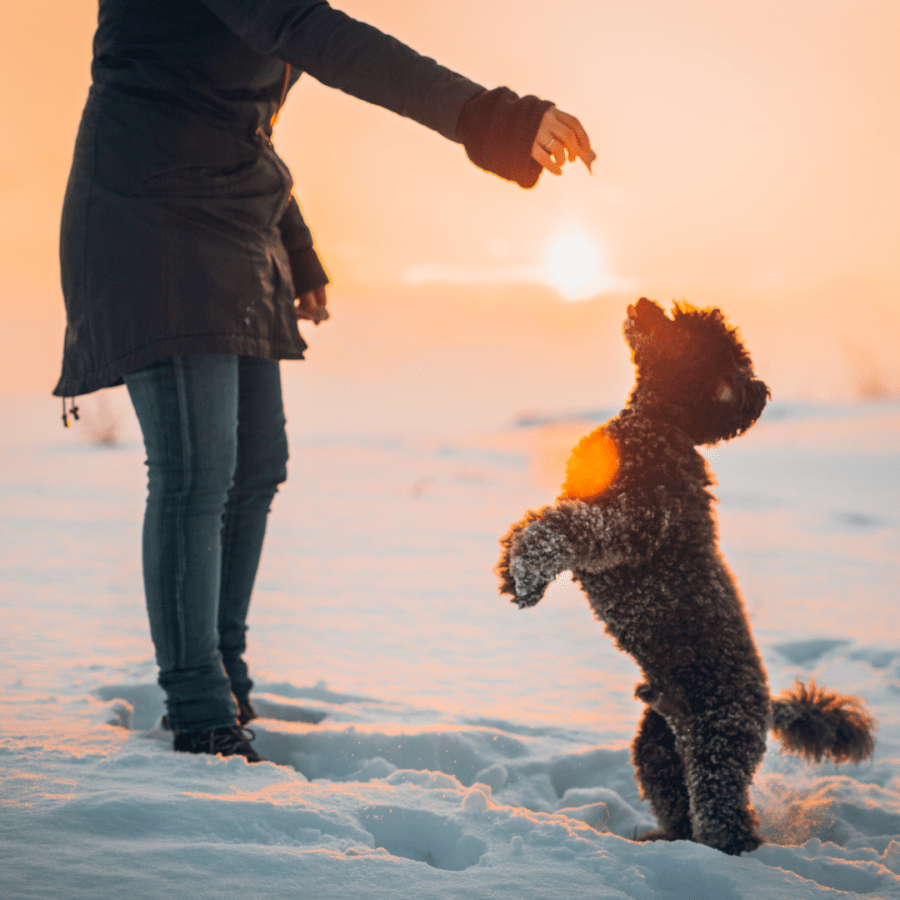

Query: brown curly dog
[[497, 297, 875, 855]]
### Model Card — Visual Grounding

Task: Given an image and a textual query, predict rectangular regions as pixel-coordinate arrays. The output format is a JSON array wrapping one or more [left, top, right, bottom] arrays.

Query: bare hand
[[531, 107, 596, 176], [295, 286, 329, 325]]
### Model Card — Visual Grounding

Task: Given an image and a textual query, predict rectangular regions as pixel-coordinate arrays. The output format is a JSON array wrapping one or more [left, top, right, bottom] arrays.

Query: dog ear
[[628, 298, 669, 332], [625, 297, 670, 351]]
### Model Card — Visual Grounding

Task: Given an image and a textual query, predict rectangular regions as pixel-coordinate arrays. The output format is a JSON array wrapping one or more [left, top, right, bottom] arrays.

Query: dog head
[[624, 297, 770, 445]]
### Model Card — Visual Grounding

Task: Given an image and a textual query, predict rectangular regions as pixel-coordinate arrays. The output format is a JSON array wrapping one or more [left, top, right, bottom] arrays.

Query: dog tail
[[770, 680, 875, 765]]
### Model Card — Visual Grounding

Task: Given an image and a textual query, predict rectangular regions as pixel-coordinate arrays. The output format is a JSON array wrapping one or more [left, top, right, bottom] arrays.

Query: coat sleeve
[[456, 88, 554, 189], [198, 0, 484, 141], [277, 194, 329, 294]]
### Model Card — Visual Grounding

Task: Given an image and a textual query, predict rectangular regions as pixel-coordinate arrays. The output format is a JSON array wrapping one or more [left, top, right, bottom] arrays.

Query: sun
[[544, 234, 606, 300]]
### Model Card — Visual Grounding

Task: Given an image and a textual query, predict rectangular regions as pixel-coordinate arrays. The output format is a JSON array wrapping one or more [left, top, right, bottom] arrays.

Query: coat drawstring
[[62, 397, 80, 427]]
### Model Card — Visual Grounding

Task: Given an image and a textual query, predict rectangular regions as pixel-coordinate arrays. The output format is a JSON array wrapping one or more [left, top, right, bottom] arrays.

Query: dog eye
[[715, 381, 735, 403]]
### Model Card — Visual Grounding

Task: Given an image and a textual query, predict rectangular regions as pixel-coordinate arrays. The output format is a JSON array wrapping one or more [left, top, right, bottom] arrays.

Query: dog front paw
[[498, 582, 544, 609], [514, 591, 544, 609], [509, 557, 552, 608]]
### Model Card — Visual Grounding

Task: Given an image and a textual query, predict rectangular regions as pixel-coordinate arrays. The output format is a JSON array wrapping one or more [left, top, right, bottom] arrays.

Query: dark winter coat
[[55, 0, 553, 398]]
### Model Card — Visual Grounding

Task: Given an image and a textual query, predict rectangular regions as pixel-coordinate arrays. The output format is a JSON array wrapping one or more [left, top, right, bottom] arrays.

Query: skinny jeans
[[124, 355, 288, 733]]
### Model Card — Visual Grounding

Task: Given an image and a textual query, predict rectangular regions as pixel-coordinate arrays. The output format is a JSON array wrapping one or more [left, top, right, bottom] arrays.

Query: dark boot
[[173, 725, 262, 763]]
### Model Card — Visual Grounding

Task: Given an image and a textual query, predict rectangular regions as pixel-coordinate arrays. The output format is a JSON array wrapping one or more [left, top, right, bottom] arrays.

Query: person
[[54, 0, 595, 762]]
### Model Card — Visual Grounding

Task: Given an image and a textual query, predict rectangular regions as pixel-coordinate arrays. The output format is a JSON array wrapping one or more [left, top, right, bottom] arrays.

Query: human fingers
[[533, 111, 579, 174], [295, 286, 330, 324], [530, 141, 563, 176], [546, 136, 568, 171], [550, 109, 596, 171], [537, 108, 596, 174], [532, 112, 564, 172]]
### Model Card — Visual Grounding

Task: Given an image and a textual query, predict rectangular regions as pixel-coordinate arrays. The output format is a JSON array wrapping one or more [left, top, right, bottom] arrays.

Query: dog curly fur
[[497, 298, 875, 856]]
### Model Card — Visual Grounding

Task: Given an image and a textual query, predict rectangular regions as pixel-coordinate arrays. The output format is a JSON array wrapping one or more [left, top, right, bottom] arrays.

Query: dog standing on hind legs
[[496, 297, 875, 855]]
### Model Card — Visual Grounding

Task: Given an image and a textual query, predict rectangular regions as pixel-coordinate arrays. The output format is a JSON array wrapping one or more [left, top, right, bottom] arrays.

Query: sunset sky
[[1, 0, 899, 400]]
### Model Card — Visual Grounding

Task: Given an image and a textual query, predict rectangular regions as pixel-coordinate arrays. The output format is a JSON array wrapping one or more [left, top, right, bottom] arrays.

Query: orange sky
[[1, 1, 899, 400], [282, 0, 900, 293]]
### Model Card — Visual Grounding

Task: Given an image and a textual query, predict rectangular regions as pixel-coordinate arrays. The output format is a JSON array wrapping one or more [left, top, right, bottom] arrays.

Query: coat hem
[[53, 334, 307, 398]]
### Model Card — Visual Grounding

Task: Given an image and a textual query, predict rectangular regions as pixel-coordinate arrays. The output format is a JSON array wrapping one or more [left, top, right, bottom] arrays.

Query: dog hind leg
[[631, 707, 694, 842], [681, 710, 767, 855]]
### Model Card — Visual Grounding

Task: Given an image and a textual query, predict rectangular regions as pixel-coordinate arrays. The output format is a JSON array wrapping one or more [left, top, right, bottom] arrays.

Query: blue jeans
[[125, 355, 288, 733]]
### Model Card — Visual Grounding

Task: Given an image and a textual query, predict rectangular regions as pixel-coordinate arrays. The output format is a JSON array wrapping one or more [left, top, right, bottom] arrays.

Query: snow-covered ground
[[1, 387, 898, 899]]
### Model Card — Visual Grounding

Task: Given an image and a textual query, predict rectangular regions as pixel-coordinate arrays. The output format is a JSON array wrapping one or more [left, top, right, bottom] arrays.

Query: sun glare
[[545, 234, 606, 300], [561, 428, 619, 499]]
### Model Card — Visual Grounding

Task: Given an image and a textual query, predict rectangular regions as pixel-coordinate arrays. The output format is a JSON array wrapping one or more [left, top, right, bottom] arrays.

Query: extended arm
[[199, 0, 483, 140], [200, 1, 593, 188]]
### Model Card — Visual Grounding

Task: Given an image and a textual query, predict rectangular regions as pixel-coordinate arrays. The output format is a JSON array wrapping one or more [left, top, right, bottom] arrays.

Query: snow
[[1, 387, 898, 899]]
